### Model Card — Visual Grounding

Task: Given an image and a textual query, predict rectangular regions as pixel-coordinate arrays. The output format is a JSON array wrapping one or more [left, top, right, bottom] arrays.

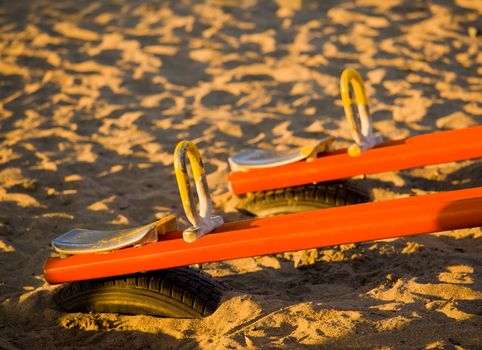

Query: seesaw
[[229, 69, 482, 216], [45, 137, 482, 318], [230, 68, 376, 216]]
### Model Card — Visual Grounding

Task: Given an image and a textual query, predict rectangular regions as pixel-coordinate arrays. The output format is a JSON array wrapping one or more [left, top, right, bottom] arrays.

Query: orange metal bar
[[44, 187, 482, 284], [228, 126, 482, 194]]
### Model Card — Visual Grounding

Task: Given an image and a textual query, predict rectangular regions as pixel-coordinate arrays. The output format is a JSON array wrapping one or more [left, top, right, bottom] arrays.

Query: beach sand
[[0, 0, 481, 348]]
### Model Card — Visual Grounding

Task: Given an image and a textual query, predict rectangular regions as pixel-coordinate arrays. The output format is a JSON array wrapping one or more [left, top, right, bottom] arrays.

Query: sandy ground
[[1, 0, 481, 349]]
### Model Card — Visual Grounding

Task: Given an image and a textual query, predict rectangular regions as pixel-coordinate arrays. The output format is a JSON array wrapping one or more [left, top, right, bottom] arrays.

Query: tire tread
[[236, 182, 370, 217], [54, 267, 224, 318]]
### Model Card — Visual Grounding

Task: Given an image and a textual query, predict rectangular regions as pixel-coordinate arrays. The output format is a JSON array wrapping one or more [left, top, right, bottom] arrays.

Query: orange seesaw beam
[[44, 186, 482, 284], [228, 126, 482, 194]]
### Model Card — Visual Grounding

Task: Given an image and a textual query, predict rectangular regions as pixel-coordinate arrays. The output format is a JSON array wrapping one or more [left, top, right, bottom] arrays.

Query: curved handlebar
[[340, 68, 382, 156], [174, 141, 223, 243]]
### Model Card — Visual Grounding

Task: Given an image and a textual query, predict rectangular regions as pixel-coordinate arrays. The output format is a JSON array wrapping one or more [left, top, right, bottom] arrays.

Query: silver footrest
[[51, 215, 177, 255], [228, 136, 333, 172]]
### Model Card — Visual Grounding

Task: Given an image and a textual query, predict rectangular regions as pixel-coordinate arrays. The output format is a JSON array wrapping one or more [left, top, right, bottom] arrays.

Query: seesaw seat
[[228, 137, 333, 172], [52, 215, 177, 254]]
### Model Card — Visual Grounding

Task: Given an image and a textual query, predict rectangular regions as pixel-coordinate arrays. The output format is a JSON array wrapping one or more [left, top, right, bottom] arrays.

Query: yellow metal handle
[[340, 68, 381, 156], [174, 141, 223, 243]]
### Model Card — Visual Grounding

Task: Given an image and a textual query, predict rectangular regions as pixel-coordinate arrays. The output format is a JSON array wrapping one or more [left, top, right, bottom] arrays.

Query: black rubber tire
[[54, 267, 224, 318], [236, 182, 370, 217]]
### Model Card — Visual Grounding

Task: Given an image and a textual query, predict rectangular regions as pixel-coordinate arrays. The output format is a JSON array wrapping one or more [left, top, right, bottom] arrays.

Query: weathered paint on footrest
[[228, 136, 333, 172], [44, 187, 482, 284], [51, 215, 177, 254]]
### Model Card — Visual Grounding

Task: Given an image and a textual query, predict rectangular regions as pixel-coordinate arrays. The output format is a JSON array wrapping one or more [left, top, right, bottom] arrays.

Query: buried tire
[[236, 182, 370, 217], [54, 267, 224, 318]]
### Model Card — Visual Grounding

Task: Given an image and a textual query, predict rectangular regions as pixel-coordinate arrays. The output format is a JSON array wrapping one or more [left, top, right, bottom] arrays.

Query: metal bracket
[[174, 141, 223, 243], [340, 68, 383, 157]]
